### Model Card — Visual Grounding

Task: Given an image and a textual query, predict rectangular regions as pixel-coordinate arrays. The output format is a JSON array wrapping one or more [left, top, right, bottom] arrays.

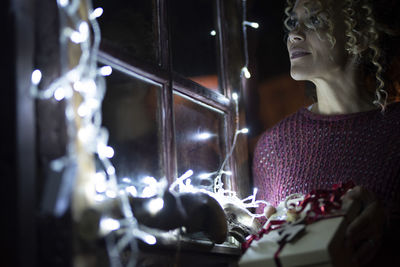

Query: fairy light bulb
[[73, 81, 84, 91], [143, 176, 157, 185], [70, 31, 84, 43], [58, 0, 68, 7], [100, 65, 112, 76], [31, 69, 42, 85], [210, 30, 216, 36], [195, 132, 214, 140], [143, 234, 157, 245], [94, 172, 107, 193], [239, 128, 249, 134], [100, 217, 121, 232], [142, 186, 157, 198], [54, 87, 66, 101], [198, 172, 214, 179], [232, 92, 238, 101], [250, 22, 259, 28], [98, 144, 115, 159], [105, 190, 117, 198], [69, 21, 89, 43], [77, 104, 90, 117], [107, 166, 116, 175], [79, 21, 89, 36], [78, 127, 90, 142], [244, 21, 259, 29], [241, 66, 251, 79], [147, 198, 164, 215], [126, 186, 137, 197], [91, 7, 103, 19]]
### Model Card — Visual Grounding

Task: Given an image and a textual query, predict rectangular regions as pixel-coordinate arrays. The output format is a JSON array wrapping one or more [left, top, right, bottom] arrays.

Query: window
[[97, 0, 250, 196]]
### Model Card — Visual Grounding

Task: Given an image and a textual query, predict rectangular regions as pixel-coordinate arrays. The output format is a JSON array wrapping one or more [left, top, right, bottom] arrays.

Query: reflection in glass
[[173, 92, 226, 191], [102, 68, 163, 181], [170, 0, 220, 91], [96, 0, 158, 63]]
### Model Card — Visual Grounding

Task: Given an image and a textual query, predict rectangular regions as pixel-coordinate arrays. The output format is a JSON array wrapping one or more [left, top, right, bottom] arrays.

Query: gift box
[[239, 183, 358, 267], [239, 216, 354, 267]]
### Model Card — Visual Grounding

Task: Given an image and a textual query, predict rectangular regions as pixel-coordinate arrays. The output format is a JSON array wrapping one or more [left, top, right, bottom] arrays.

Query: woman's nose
[[288, 29, 305, 43]]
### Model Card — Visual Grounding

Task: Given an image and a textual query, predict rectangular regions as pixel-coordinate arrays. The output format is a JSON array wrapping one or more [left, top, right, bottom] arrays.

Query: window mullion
[[160, 0, 177, 183]]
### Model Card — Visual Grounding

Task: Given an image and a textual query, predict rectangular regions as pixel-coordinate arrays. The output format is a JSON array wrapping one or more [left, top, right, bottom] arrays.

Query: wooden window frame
[[98, 0, 250, 195]]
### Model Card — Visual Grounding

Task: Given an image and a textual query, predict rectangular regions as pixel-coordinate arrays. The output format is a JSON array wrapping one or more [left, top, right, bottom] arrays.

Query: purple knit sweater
[[253, 102, 400, 214]]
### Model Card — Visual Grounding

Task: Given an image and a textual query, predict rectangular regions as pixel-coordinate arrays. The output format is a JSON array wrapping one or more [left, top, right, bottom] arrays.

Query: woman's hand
[[342, 186, 385, 266]]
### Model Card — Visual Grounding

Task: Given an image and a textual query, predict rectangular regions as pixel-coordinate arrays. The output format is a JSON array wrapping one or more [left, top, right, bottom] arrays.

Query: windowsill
[[137, 227, 242, 256]]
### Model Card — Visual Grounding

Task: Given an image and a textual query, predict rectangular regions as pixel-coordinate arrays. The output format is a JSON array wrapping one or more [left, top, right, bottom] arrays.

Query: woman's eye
[[309, 15, 321, 27], [287, 18, 298, 29]]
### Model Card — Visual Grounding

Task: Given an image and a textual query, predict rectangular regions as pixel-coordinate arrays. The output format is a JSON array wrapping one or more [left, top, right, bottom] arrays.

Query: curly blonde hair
[[284, 0, 399, 110]]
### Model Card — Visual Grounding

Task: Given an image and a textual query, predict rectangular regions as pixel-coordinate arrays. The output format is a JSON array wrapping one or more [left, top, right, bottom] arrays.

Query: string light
[[232, 92, 239, 101], [241, 66, 251, 79], [143, 176, 158, 186], [243, 21, 259, 29], [195, 132, 215, 140], [91, 7, 104, 19], [57, 0, 68, 8], [238, 127, 249, 134], [31, 69, 42, 85], [98, 144, 115, 159], [29, 0, 162, 262], [241, 0, 259, 80], [125, 186, 137, 197], [143, 234, 157, 245], [106, 190, 117, 198], [99, 65, 113, 76], [54, 87, 66, 101], [100, 217, 121, 236], [30, 0, 269, 265], [146, 198, 164, 215]]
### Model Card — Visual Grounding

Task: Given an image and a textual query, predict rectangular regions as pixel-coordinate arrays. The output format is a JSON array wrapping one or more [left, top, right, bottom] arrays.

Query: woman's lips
[[290, 51, 311, 59]]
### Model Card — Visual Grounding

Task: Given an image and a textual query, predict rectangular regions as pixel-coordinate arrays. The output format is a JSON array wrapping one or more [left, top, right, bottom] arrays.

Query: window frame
[[97, 0, 249, 194]]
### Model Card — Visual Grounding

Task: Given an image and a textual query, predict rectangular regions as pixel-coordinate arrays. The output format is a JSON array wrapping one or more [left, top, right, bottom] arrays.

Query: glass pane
[[102, 68, 163, 181], [173, 92, 226, 191], [170, 0, 220, 92], [95, 0, 158, 64]]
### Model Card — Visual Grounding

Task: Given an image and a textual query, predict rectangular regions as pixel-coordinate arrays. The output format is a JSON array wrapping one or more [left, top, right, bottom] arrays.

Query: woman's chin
[[290, 69, 311, 81]]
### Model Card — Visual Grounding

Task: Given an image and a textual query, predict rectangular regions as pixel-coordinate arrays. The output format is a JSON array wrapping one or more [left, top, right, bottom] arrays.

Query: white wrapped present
[[239, 216, 354, 267], [240, 184, 359, 267]]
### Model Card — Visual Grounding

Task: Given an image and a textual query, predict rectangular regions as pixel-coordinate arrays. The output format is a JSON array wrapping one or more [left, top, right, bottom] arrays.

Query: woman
[[253, 0, 400, 265]]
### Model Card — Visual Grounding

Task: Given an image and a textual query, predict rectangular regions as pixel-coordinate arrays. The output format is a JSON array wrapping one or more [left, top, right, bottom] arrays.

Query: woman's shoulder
[[255, 108, 306, 147], [261, 108, 307, 135]]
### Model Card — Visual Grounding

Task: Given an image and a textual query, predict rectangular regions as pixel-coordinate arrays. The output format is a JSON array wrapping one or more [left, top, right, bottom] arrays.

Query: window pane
[[102, 68, 163, 181], [173, 92, 226, 191], [170, 0, 220, 92], [96, 0, 158, 64]]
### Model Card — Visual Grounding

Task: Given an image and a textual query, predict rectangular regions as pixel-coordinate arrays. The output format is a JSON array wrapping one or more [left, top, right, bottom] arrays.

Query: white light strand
[[241, 0, 259, 80], [243, 21, 259, 29], [30, 1, 269, 262], [29, 1, 159, 266]]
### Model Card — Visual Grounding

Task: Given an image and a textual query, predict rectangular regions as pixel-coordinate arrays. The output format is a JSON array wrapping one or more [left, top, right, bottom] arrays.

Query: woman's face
[[287, 0, 349, 82]]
